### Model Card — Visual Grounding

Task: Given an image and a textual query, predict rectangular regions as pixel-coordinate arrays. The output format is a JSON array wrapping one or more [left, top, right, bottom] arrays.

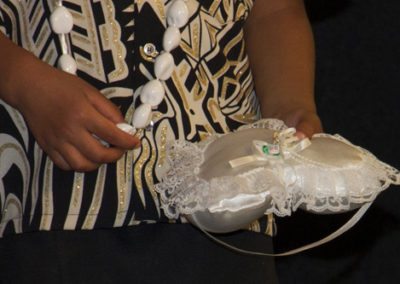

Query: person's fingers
[[72, 131, 127, 164], [58, 143, 100, 172], [79, 92, 140, 149], [295, 113, 323, 138], [86, 111, 140, 150], [48, 150, 72, 171], [85, 88, 124, 124]]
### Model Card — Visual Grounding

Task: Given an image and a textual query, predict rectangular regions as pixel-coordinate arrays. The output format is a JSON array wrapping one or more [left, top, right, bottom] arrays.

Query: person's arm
[[244, 0, 322, 137], [0, 32, 139, 171]]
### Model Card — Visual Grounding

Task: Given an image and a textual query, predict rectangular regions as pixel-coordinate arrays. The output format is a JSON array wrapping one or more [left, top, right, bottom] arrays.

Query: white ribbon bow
[[229, 128, 311, 168]]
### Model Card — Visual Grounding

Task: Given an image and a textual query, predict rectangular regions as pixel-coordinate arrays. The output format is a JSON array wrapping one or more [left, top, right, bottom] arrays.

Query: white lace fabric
[[155, 119, 400, 227]]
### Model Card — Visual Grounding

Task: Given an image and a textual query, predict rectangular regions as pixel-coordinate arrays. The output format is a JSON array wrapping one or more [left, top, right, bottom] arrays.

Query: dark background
[[275, 0, 400, 283], [0, 0, 398, 283]]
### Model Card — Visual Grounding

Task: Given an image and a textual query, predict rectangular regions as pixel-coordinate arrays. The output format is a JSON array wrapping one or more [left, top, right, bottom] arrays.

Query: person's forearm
[[245, 1, 316, 117], [0, 32, 43, 108]]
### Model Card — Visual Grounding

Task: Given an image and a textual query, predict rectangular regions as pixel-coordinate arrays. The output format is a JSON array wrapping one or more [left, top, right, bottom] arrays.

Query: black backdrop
[[0, 1, 398, 283], [275, 0, 400, 283]]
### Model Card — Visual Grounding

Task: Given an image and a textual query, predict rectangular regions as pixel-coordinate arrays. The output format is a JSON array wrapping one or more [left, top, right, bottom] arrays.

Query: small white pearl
[[167, 0, 189, 28], [50, 6, 74, 34], [58, 54, 77, 74], [140, 80, 165, 107], [132, 103, 152, 129], [116, 123, 136, 135], [163, 26, 181, 52], [154, 52, 175, 81]]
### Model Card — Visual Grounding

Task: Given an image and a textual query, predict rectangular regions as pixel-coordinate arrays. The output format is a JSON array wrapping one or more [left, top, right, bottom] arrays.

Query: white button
[[143, 43, 158, 57], [58, 54, 77, 74], [50, 6, 74, 34]]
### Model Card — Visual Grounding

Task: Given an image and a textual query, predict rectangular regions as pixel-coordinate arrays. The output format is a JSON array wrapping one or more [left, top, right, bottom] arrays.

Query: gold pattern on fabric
[[171, 72, 190, 111], [36, 24, 51, 53], [153, 0, 166, 20], [15, 1, 33, 52], [248, 219, 261, 232], [71, 33, 92, 45], [192, 22, 200, 58], [204, 21, 219, 48], [207, 98, 221, 121], [103, 0, 129, 81], [211, 60, 230, 80], [208, 0, 221, 16], [156, 125, 168, 168], [0, 102, 29, 149], [179, 64, 188, 77], [0, 197, 23, 234], [123, 4, 135, 13], [30, 2, 43, 32], [144, 138, 160, 216], [0, 4, 16, 40], [0, 0, 260, 235], [180, 21, 200, 62], [69, 10, 85, 21], [100, 25, 110, 48], [40, 158, 54, 231], [133, 138, 152, 207], [114, 105, 135, 227], [69, 0, 106, 81], [115, 157, 128, 225], [223, 29, 244, 60], [30, 143, 43, 224], [197, 64, 209, 92], [82, 164, 107, 230], [235, 3, 247, 20], [0, 141, 30, 220], [191, 81, 201, 101], [220, 77, 240, 106], [63, 172, 85, 230], [137, 0, 165, 22]]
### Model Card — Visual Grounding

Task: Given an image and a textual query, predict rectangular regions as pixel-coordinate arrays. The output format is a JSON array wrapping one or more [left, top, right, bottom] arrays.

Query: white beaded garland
[[57, 54, 77, 74], [167, 0, 190, 28], [50, 6, 73, 34], [140, 80, 165, 107], [132, 104, 153, 129], [116, 123, 136, 135], [154, 52, 175, 81], [163, 26, 181, 52], [51, 0, 190, 134], [131, 0, 189, 129]]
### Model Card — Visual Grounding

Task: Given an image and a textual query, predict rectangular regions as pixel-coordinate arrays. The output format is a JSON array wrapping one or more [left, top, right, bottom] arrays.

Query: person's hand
[[263, 104, 323, 139], [278, 107, 323, 139], [10, 57, 139, 172]]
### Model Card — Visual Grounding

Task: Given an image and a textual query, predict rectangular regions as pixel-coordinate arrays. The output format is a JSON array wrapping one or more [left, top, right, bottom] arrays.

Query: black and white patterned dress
[[0, 0, 260, 236]]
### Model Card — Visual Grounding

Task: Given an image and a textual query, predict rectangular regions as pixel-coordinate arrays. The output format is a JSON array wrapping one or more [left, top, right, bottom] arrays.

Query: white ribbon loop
[[229, 128, 311, 168]]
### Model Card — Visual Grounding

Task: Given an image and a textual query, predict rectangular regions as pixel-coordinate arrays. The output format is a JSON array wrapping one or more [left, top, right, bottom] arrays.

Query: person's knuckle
[[70, 159, 97, 172], [98, 150, 122, 163]]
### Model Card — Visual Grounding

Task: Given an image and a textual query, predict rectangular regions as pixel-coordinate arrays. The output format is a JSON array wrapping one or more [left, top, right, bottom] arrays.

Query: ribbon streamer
[[198, 202, 372, 257]]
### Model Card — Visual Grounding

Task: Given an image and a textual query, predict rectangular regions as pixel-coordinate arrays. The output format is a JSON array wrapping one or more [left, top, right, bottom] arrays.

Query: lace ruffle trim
[[155, 119, 400, 219]]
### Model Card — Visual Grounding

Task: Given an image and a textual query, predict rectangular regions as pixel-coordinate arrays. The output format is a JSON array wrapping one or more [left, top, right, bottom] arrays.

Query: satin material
[[156, 119, 400, 234], [199, 128, 275, 180], [188, 194, 272, 233]]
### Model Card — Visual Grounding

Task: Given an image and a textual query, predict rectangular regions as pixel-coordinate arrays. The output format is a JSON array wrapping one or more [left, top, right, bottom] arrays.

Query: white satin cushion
[[156, 119, 400, 233]]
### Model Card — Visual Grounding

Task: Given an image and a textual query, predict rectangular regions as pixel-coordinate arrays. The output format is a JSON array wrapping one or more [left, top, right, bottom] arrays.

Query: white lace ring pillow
[[156, 119, 400, 233]]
